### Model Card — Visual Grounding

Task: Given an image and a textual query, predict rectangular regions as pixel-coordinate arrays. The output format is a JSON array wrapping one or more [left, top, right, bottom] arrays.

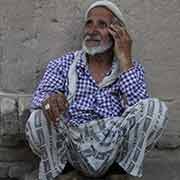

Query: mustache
[[84, 34, 101, 41]]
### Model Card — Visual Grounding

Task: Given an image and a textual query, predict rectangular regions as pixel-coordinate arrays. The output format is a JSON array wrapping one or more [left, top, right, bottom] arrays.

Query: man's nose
[[88, 23, 98, 34]]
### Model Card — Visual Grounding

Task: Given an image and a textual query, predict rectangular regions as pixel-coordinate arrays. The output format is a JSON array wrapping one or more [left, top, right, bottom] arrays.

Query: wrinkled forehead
[[87, 6, 114, 19], [85, 6, 115, 25]]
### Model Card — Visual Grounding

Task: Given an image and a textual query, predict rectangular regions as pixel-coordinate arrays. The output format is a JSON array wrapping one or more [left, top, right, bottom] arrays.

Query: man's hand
[[42, 92, 68, 125], [108, 23, 133, 72]]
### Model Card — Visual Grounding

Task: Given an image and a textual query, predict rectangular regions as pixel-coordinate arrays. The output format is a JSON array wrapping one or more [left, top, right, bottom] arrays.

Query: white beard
[[82, 38, 113, 56]]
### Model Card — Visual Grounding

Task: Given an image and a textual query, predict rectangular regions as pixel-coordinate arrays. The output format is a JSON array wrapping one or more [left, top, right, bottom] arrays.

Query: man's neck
[[87, 49, 114, 67], [86, 49, 114, 84]]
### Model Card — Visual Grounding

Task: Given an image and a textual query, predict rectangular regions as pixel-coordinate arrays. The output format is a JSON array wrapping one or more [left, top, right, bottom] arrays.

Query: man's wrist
[[119, 57, 133, 72], [121, 62, 133, 72], [116, 52, 133, 72]]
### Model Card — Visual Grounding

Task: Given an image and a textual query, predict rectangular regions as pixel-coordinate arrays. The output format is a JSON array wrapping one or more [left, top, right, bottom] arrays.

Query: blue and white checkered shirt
[[31, 50, 149, 125]]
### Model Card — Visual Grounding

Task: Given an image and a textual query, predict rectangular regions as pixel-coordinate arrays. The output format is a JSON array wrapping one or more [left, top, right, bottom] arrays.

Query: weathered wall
[[0, 0, 180, 179], [1, 0, 179, 143]]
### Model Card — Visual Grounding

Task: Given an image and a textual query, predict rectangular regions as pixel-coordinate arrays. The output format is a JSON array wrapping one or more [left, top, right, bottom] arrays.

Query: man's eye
[[119, 22, 125, 27], [98, 21, 108, 28], [85, 20, 92, 27]]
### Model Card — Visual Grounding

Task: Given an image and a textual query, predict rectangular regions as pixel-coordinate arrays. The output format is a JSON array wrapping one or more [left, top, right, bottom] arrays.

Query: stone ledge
[[0, 159, 38, 179], [0, 147, 36, 162], [0, 91, 32, 137], [0, 92, 37, 180]]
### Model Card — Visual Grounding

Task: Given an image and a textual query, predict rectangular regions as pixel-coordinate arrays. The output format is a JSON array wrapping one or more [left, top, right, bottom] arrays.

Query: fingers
[[42, 97, 56, 125], [50, 98, 61, 121], [108, 24, 131, 42], [42, 100, 53, 123], [42, 92, 68, 126], [56, 92, 69, 112], [110, 24, 124, 38]]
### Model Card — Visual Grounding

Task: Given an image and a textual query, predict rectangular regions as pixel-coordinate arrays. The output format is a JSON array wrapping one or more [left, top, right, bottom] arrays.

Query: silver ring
[[45, 103, 50, 110]]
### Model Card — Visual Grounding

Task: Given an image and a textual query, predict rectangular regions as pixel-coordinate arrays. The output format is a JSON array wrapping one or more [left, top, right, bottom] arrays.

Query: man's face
[[82, 7, 114, 55]]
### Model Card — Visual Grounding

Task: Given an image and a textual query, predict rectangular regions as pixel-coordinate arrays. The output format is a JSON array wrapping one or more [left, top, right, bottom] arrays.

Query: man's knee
[[139, 98, 168, 130], [26, 109, 43, 131], [138, 98, 168, 115], [129, 98, 168, 132], [25, 110, 44, 148]]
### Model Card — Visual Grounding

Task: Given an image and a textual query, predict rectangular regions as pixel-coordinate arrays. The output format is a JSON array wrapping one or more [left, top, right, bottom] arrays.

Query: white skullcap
[[85, 0, 125, 24]]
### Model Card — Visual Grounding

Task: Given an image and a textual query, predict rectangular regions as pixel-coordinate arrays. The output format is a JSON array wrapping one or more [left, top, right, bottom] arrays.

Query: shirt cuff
[[118, 64, 141, 94]]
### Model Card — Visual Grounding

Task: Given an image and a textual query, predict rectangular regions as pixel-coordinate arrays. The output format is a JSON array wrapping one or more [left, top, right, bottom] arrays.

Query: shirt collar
[[76, 49, 119, 74], [76, 50, 87, 70]]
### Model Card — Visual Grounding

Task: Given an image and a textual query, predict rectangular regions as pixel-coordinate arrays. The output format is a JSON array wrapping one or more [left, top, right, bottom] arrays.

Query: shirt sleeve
[[118, 60, 149, 106], [31, 53, 74, 109]]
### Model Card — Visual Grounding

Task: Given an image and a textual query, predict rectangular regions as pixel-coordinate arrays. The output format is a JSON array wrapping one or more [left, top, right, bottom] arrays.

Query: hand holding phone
[[108, 20, 133, 72]]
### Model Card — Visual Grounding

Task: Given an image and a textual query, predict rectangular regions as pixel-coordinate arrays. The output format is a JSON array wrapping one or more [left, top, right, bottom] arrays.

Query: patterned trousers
[[25, 98, 168, 180]]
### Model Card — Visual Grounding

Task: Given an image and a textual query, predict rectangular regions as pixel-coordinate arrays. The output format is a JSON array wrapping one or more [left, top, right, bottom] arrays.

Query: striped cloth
[[25, 98, 168, 180]]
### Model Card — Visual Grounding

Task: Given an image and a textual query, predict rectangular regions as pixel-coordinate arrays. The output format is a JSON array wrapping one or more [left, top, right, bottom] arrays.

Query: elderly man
[[25, 1, 168, 180]]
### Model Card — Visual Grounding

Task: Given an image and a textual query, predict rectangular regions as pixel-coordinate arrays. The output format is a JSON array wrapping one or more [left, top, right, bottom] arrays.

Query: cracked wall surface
[[0, 0, 180, 179]]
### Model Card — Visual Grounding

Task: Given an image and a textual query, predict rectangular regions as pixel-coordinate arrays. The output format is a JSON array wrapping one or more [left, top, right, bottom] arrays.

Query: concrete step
[[135, 149, 180, 180], [24, 149, 180, 180]]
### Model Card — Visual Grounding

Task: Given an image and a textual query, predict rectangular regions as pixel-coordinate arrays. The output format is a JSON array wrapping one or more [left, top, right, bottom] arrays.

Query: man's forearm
[[119, 60, 149, 106]]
